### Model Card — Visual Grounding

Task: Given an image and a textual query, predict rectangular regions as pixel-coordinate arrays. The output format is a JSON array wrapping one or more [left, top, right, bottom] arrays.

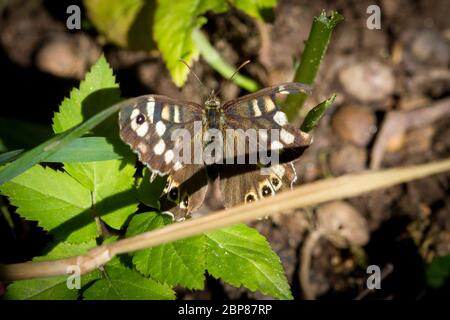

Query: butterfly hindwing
[[159, 163, 208, 221], [219, 162, 297, 208]]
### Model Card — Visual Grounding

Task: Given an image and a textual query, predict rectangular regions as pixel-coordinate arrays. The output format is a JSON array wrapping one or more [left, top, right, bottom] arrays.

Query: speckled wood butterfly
[[119, 82, 312, 220]]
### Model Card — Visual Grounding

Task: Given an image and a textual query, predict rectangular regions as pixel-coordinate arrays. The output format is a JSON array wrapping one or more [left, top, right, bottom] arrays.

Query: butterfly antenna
[[229, 60, 251, 82], [179, 59, 206, 90], [216, 60, 251, 97]]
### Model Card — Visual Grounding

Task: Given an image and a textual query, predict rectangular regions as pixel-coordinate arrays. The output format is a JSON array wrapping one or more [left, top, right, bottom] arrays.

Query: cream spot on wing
[[280, 128, 295, 144], [271, 140, 283, 150], [146, 99, 155, 122], [164, 150, 174, 164], [155, 121, 166, 136], [264, 96, 276, 112], [161, 104, 171, 121], [173, 105, 181, 123], [130, 108, 140, 120], [273, 111, 288, 126], [136, 122, 149, 137], [252, 100, 262, 116], [153, 139, 165, 155], [174, 161, 183, 171]]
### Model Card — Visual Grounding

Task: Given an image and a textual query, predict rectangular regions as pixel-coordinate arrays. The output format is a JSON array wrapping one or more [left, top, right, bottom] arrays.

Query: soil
[[0, 0, 449, 300]]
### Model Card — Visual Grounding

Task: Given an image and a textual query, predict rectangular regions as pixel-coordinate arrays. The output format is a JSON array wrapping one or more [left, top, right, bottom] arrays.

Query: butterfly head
[[205, 90, 221, 109]]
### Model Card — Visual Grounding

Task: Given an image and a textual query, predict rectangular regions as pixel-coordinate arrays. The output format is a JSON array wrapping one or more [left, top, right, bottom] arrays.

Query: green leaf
[[36, 240, 97, 260], [4, 276, 79, 300], [65, 160, 137, 230], [0, 56, 129, 186], [0, 98, 128, 186], [52, 55, 120, 135], [52, 54, 138, 231], [300, 94, 336, 133], [0, 165, 96, 242], [126, 212, 206, 289], [83, 264, 175, 300], [426, 254, 450, 288], [84, 0, 155, 51], [44, 137, 128, 162], [0, 149, 23, 165], [1, 137, 129, 165], [230, 0, 277, 21], [137, 168, 166, 209], [5, 240, 100, 300], [154, 0, 228, 87], [205, 224, 292, 300]]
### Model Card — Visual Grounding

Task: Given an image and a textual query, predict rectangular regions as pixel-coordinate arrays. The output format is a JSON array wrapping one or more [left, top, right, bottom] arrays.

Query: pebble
[[332, 105, 377, 147], [330, 143, 367, 175], [339, 60, 395, 102]]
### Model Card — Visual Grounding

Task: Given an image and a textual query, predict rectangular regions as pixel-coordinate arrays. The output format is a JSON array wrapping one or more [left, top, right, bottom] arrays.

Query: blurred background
[[0, 0, 449, 299]]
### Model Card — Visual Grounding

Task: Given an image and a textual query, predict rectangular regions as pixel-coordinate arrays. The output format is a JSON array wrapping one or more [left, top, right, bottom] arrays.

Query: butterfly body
[[119, 82, 313, 220]]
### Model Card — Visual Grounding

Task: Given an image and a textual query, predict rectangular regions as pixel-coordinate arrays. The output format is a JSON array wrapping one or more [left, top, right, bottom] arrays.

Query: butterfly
[[119, 82, 313, 221]]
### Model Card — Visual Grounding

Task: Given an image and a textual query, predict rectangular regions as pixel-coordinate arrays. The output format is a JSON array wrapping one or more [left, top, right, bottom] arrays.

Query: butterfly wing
[[219, 163, 298, 207], [119, 95, 208, 220], [219, 82, 312, 208]]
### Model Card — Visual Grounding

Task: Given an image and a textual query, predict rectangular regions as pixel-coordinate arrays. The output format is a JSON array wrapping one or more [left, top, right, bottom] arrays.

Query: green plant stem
[[192, 29, 261, 92], [284, 11, 343, 121]]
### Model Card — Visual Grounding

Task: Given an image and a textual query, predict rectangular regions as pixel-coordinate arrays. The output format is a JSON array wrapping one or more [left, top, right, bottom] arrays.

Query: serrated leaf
[[0, 98, 127, 186], [52, 55, 138, 231], [64, 160, 137, 230], [84, 0, 155, 51], [230, 0, 277, 21], [36, 240, 97, 260], [126, 212, 205, 289], [137, 168, 166, 209], [426, 254, 450, 288], [4, 276, 79, 300], [5, 240, 100, 300], [83, 264, 175, 300], [154, 0, 228, 87], [52, 55, 120, 135], [205, 224, 292, 300], [0, 165, 97, 242]]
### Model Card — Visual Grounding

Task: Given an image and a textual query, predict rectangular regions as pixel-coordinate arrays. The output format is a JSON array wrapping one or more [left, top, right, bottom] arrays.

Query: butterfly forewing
[[119, 95, 203, 175], [119, 95, 208, 220]]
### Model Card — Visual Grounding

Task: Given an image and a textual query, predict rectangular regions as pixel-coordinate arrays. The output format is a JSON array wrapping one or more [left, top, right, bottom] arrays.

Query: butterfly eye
[[168, 187, 179, 201], [261, 185, 273, 197], [136, 114, 146, 125], [245, 193, 256, 203]]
